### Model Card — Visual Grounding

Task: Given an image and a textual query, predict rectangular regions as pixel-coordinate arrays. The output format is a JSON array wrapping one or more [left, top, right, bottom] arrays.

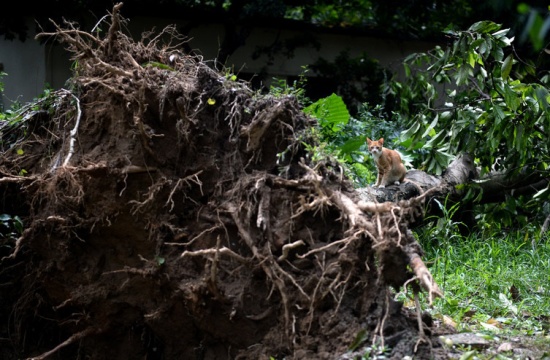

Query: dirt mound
[[0, 4, 447, 359]]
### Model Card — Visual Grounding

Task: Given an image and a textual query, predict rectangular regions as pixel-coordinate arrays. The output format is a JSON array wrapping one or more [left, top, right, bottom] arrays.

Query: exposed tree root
[[26, 327, 100, 360], [0, 4, 448, 359]]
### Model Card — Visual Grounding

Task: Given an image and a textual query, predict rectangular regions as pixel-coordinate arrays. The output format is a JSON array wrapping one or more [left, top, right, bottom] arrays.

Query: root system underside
[[0, 5, 448, 360]]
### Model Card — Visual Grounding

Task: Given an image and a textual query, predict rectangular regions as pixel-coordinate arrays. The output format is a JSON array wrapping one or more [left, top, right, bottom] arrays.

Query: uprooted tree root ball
[[0, 4, 447, 359]]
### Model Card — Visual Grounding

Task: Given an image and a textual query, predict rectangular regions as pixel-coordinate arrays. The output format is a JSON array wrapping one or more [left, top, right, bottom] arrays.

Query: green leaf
[[348, 329, 368, 351], [499, 293, 518, 315], [459, 350, 476, 360], [13, 216, 23, 233], [469, 21, 501, 34], [424, 130, 447, 150], [339, 137, 365, 154], [421, 114, 439, 138], [351, 163, 370, 181], [400, 121, 422, 144], [403, 63, 411, 77], [480, 66, 487, 78], [478, 38, 488, 55], [534, 86, 550, 111], [493, 105, 506, 123], [514, 124, 524, 152], [501, 54, 513, 80], [499, 35, 515, 47], [434, 149, 454, 168], [456, 65, 470, 86], [492, 45, 505, 61], [468, 52, 475, 68], [470, 38, 485, 50], [304, 93, 349, 131]]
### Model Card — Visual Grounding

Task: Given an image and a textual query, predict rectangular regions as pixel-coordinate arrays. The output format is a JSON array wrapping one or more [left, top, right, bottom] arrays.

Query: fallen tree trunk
[[358, 154, 475, 201], [361, 153, 549, 227]]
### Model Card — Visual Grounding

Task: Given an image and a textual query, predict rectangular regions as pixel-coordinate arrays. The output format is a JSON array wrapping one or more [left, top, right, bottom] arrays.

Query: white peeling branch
[[25, 327, 98, 360], [181, 247, 249, 263], [408, 252, 443, 305], [62, 91, 82, 167]]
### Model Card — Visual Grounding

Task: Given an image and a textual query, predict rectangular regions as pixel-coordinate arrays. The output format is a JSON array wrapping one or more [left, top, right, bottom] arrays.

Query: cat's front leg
[[379, 173, 390, 188], [379, 176, 387, 187], [373, 171, 382, 187]]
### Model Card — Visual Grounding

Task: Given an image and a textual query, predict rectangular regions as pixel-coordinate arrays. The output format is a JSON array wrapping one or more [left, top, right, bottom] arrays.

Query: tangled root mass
[[0, 4, 446, 359]]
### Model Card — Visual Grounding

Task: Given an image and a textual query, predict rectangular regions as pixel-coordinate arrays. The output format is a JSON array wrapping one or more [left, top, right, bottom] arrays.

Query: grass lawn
[[415, 213, 550, 359]]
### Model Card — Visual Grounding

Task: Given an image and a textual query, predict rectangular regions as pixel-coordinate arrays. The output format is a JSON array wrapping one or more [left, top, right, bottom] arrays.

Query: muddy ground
[[0, 5, 449, 359]]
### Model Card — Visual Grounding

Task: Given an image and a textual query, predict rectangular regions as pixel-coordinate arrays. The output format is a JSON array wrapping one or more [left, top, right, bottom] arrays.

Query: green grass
[[413, 211, 550, 358], [423, 229, 550, 330]]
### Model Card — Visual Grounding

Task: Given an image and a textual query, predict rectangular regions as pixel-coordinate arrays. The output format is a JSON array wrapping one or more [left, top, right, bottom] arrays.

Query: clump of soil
[[0, 4, 447, 359]]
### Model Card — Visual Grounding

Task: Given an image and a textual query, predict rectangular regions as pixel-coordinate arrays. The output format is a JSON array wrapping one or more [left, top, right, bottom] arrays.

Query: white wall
[[1, 31, 46, 108]]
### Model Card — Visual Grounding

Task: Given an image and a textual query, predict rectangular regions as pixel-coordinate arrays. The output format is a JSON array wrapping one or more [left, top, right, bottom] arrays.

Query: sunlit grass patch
[[418, 223, 550, 339]]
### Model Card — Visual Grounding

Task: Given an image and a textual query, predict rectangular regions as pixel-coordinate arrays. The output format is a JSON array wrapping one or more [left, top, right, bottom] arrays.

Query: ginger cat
[[366, 137, 406, 188]]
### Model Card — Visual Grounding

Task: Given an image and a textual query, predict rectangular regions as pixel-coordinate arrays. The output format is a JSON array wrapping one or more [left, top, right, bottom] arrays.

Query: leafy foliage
[[392, 20, 549, 180], [304, 92, 404, 187], [304, 93, 349, 132]]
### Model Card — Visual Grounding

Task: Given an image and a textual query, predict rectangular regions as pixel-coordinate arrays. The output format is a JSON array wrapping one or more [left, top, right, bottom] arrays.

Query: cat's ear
[[366, 137, 372, 144], [379, 138, 384, 145]]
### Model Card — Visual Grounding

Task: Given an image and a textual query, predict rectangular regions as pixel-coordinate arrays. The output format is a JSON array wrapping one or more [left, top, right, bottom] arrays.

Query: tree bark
[[358, 153, 549, 230], [358, 154, 477, 203]]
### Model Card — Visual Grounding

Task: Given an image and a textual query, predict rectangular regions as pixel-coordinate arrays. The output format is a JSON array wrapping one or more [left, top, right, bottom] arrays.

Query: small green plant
[[269, 65, 310, 104], [0, 214, 23, 241], [0, 84, 57, 152], [222, 66, 238, 81], [0, 70, 6, 92], [424, 197, 465, 241]]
